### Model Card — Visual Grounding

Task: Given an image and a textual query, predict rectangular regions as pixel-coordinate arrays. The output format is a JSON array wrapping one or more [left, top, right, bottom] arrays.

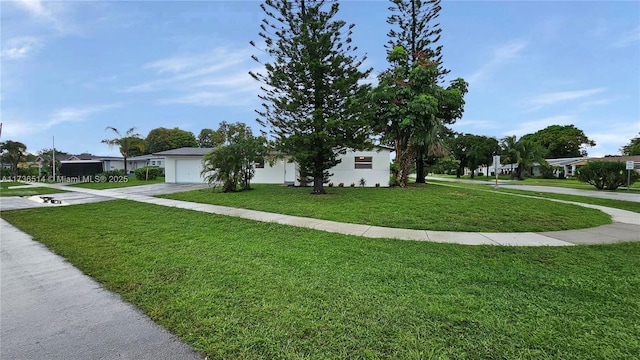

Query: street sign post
[[627, 161, 634, 190], [493, 155, 500, 188]]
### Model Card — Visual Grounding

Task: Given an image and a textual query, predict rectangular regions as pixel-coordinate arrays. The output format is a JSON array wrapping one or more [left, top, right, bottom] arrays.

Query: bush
[[100, 169, 125, 177], [135, 167, 161, 180], [576, 161, 639, 190]]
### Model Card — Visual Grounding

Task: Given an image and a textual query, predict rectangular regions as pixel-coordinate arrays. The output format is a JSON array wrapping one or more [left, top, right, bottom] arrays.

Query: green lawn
[[2, 201, 638, 359], [160, 183, 611, 232], [430, 174, 640, 191], [424, 179, 640, 214], [0, 182, 68, 197], [69, 176, 165, 189]]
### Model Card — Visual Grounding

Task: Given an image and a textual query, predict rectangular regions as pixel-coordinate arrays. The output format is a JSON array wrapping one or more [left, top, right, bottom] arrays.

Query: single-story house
[[127, 155, 166, 173], [38, 154, 125, 177], [155, 146, 392, 187], [487, 155, 640, 178]]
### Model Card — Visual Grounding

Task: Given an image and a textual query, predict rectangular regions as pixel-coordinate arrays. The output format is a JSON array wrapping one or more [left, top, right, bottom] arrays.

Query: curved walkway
[[3, 182, 639, 246]]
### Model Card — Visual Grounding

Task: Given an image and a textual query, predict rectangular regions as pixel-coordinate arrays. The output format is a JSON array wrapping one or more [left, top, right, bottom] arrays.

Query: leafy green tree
[[37, 148, 70, 176], [201, 122, 267, 192], [386, 0, 460, 183], [198, 128, 225, 148], [521, 124, 595, 158], [449, 134, 499, 178], [0, 140, 27, 177], [372, 45, 467, 186], [145, 128, 172, 154], [101, 127, 144, 174], [576, 161, 638, 190], [250, 0, 372, 194], [146, 127, 198, 153], [621, 133, 640, 156]]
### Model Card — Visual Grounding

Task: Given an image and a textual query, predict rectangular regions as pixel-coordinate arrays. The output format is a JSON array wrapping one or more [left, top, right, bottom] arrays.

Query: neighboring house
[[127, 155, 166, 173], [156, 146, 392, 187], [49, 154, 125, 177], [489, 155, 640, 178]]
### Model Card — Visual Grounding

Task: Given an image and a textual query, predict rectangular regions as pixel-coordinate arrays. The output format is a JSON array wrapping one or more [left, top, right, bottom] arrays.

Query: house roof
[[590, 155, 640, 163], [153, 147, 213, 156], [128, 154, 165, 161]]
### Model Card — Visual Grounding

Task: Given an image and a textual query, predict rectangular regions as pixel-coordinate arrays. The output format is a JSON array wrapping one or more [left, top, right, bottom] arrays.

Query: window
[[354, 156, 372, 169], [255, 160, 265, 169], [150, 160, 156, 165]]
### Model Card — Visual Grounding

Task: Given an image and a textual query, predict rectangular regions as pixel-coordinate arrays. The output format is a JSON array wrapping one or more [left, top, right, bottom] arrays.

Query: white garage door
[[175, 158, 204, 183]]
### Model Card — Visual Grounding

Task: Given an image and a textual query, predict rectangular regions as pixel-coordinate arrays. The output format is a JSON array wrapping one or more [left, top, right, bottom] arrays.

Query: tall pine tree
[[386, 0, 461, 183], [250, 0, 372, 194]]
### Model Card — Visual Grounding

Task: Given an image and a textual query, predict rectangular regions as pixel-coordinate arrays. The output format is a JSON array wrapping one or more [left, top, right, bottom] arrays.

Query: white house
[[127, 154, 166, 174], [156, 147, 392, 187]]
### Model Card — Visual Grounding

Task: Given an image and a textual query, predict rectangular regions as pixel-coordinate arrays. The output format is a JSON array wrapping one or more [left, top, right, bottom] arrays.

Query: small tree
[[0, 140, 28, 177], [576, 161, 638, 190], [201, 122, 266, 192]]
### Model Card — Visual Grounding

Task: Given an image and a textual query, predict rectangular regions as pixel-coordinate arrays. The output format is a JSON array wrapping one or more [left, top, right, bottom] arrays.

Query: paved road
[[0, 220, 203, 360], [426, 176, 640, 202]]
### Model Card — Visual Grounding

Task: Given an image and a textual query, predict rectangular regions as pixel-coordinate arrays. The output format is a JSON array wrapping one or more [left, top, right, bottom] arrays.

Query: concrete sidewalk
[[6, 182, 639, 246], [0, 220, 203, 360], [1, 182, 638, 359]]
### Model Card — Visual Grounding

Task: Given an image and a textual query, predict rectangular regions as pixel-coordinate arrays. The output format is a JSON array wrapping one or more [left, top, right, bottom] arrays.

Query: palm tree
[[514, 138, 547, 180], [101, 127, 144, 175], [500, 135, 519, 178], [0, 140, 27, 177]]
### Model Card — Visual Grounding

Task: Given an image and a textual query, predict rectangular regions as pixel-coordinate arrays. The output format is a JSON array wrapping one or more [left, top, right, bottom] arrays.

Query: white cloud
[[45, 103, 123, 128], [467, 40, 528, 86], [1, 37, 42, 59], [612, 25, 640, 48], [11, 0, 74, 34], [159, 91, 253, 107], [525, 88, 606, 110], [122, 47, 253, 93]]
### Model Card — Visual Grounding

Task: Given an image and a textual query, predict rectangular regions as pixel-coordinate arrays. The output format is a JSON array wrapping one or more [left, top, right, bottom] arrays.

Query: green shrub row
[[134, 167, 162, 180], [576, 161, 638, 190]]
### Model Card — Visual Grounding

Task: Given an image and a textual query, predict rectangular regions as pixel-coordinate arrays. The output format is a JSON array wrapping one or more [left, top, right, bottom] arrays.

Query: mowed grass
[[0, 182, 68, 197], [430, 174, 640, 191], [160, 183, 611, 232], [2, 200, 639, 359], [425, 180, 640, 214], [70, 176, 165, 189]]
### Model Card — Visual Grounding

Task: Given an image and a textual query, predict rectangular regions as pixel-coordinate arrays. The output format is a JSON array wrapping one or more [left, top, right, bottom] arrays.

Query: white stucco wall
[[325, 149, 390, 187], [167, 148, 391, 186]]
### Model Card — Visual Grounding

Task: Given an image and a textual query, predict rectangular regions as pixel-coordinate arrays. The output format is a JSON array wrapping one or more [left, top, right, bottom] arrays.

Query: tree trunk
[[311, 175, 325, 194], [415, 153, 425, 183]]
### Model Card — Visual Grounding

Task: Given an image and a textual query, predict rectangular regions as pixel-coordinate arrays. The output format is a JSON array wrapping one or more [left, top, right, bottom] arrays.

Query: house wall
[[324, 149, 391, 187], [104, 160, 125, 171], [167, 149, 391, 186]]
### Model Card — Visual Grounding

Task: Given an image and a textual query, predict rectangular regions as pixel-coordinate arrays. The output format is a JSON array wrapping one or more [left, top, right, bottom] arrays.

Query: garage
[[153, 148, 213, 183]]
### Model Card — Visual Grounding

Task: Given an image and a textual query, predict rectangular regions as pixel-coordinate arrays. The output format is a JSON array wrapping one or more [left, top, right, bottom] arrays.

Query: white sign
[[626, 161, 635, 170]]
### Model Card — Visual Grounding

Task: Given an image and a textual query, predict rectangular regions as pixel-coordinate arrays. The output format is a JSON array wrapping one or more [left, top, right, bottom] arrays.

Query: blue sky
[[2, 0, 639, 158]]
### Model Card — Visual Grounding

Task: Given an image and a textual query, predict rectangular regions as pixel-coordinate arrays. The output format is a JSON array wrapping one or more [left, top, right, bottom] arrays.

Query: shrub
[[135, 167, 162, 180], [350, 182, 355, 187], [359, 178, 366, 187], [328, 182, 334, 187], [100, 169, 125, 178], [576, 161, 639, 190], [338, 182, 344, 187], [375, 182, 380, 187]]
